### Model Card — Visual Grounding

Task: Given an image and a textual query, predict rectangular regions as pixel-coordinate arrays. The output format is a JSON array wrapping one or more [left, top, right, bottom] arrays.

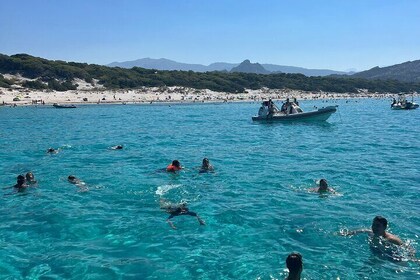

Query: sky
[[1, 0, 419, 71]]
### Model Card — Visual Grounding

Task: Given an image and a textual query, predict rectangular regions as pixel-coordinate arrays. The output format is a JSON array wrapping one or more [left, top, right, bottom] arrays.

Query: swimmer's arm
[[339, 228, 371, 236], [197, 216, 205, 226], [386, 233, 403, 246], [167, 215, 177, 229], [186, 211, 205, 226]]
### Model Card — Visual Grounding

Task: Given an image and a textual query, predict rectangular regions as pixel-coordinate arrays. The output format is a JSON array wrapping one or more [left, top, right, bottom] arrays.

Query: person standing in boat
[[268, 99, 276, 117]]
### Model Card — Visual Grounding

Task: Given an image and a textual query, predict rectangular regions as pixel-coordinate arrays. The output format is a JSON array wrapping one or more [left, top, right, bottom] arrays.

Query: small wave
[[155, 184, 182, 196]]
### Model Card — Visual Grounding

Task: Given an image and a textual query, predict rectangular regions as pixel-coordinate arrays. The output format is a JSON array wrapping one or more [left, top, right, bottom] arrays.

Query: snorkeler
[[285, 252, 303, 280], [68, 175, 88, 191], [166, 160, 182, 172], [199, 158, 214, 173], [111, 145, 123, 150], [342, 216, 403, 245], [13, 175, 28, 189], [25, 172, 37, 185], [46, 147, 58, 154], [160, 199, 205, 229], [310, 179, 335, 193]]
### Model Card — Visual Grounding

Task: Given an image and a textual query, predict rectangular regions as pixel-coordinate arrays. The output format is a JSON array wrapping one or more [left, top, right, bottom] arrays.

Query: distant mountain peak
[[230, 59, 270, 74]]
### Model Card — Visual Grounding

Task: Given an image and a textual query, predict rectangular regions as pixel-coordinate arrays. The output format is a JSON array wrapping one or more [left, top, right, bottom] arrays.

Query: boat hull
[[391, 103, 419, 110], [252, 106, 337, 122], [53, 104, 77, 108]]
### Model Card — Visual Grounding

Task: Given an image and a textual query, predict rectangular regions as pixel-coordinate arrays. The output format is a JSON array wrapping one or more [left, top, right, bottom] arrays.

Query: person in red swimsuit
[[166, 160, 182, 172]]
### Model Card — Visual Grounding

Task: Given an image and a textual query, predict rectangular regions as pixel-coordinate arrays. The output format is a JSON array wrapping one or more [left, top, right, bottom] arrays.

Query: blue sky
[[1, 0, 419, 71]]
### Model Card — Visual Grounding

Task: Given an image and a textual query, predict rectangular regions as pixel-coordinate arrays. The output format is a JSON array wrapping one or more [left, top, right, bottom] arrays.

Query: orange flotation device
[[166, 164, 181, 172]]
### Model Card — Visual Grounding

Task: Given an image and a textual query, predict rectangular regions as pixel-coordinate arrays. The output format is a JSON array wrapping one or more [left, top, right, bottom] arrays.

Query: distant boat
[[391, 94, 419, 110], [252, 99, 337, 122], [53, 103, 77, 108]]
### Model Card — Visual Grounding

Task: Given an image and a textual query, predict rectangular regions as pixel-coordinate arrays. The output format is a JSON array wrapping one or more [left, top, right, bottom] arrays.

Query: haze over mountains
[[108, 58, 353, 76]]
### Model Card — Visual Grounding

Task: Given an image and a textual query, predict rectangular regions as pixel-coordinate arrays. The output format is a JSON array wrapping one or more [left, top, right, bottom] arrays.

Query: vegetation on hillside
[[0, 53, 419, 93], [352, 60, 420, 83]]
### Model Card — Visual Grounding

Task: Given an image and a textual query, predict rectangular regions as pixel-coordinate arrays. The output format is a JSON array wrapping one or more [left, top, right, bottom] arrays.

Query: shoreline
[[1, 87, 417, 107]]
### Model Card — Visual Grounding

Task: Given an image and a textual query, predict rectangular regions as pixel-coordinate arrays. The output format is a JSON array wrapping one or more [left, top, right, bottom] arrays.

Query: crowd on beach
[[0, 85, 409, 107], [4, 143, 417, 278]]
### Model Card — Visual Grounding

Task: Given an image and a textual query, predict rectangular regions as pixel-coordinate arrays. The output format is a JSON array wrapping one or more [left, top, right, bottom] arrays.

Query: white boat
[[391, 94, 419, 110], [252, 100, 337, 122]]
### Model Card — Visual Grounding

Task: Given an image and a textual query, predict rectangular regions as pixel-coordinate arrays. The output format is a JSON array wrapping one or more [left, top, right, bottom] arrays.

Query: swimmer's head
[[17, 174, 26, 185], [47, 148, 55, 153], [68, 175, 77, 182], [319, 179, 328, 190], [286, 252, 303, 274], [25, 172, 34, 181], [372, 216, 388, 235], [172, 160, 180, 168], [202, 158, 209, 166]]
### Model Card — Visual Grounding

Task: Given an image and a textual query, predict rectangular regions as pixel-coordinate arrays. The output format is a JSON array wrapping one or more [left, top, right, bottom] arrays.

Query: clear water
[[0, 99, 419, 280]]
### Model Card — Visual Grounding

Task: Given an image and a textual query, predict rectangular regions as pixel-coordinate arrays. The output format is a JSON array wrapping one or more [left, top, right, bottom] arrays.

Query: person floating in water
[[342, 216, 403, 245], [25, 172, 37, 185], [285, 252, 303, 280], [13, 175, 28, 190], [310, 179, 335, 193], [47, 147, 58, 154], [199, 158, 214, 173], [166, 160, 182, 172], [68, 175, 88, 191], [160, 199, 205, 230], [111, 145, 123, 150]]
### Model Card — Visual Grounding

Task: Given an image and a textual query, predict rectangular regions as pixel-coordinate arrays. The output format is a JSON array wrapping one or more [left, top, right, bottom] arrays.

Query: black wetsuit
[[167, 207, 197, 220]]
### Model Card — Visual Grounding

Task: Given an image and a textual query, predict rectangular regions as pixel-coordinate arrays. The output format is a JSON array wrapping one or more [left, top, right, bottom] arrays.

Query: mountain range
[[1, 53, 419, 94], [351, 60, 420, 83], [108, 58, 353, 76], [108, 57, 420, 83]]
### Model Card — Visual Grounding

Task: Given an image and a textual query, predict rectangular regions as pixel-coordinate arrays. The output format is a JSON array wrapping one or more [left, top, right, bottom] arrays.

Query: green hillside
[[1, 53, 419, 93], [352, 60, 420, 83]]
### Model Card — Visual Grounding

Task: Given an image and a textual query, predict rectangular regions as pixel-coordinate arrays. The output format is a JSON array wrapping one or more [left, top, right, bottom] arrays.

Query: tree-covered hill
[[351, 60, 420, 83], [1, 53, 419, 93]]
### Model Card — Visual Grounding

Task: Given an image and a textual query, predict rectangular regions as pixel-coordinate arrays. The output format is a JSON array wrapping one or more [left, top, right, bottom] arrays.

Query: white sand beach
[[0, 86, 405, 107], [0, 75, 413, 106]]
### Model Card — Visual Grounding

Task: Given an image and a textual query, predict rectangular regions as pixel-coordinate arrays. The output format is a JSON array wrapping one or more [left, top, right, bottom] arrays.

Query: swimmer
[[199, 158, 214, 173], [111, 145, 123, 150], [309, 179, 335, 193], [342, 216, 403, 246], [47, 147, 58, 154], [68, 175, 88, 191], [166, 160, 182, 172], [160, 199, 205, 229], [13, 175, 28, 189], [286, 252, 303, 280], [25, 172, 37, 185]]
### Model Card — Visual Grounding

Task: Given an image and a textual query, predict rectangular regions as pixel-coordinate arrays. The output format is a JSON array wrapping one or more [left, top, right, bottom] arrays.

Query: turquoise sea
[[0, 99, 419, 279]]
